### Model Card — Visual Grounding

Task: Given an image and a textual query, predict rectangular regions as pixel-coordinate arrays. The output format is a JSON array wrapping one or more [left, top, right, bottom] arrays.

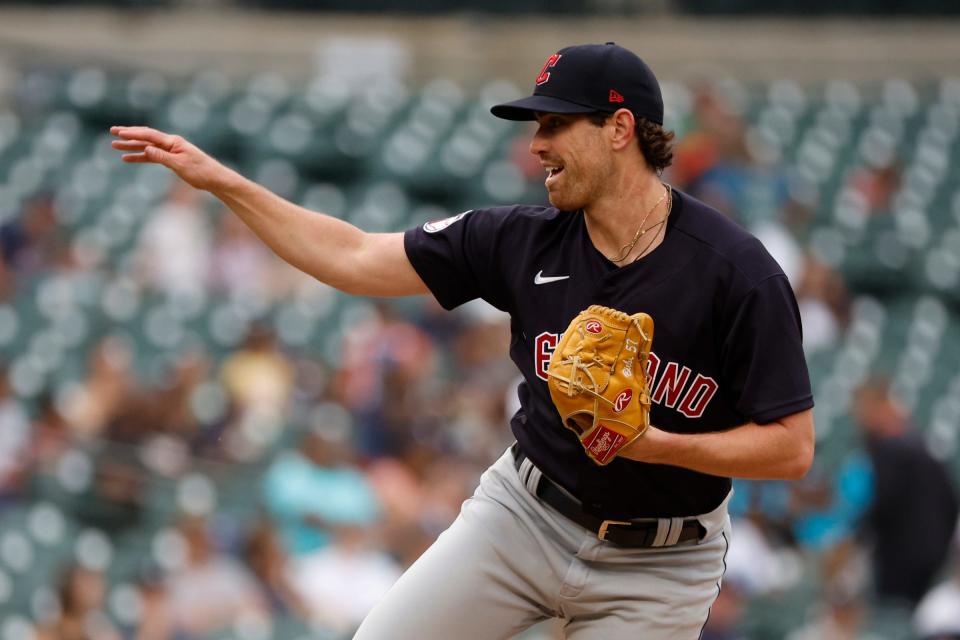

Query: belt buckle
[[597, 519, 631, 541]]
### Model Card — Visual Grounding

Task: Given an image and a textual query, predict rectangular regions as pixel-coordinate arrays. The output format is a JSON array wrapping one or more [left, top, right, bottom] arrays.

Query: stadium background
[[0, 1, 959, 638]]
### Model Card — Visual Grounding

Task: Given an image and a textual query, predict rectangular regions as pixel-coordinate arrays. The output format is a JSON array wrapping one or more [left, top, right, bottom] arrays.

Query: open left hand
[[110, 126, 236, 192]]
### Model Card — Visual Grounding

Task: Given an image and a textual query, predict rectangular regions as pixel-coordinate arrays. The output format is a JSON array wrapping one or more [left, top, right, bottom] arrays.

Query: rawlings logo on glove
[[547, 305, 654, 465]]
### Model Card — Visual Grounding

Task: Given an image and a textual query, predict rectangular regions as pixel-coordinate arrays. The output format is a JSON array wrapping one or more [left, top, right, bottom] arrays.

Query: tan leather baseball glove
[[547, 305, 654, 465]]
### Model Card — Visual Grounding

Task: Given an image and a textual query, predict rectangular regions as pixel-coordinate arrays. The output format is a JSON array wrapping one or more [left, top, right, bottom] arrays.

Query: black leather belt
[[511, 443, 705, 548]]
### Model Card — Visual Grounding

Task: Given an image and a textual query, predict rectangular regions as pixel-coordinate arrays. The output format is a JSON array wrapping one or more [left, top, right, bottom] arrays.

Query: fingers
[[109, 126, 210, 189], [110, 126, 176, 149], [110, 127, 178, 166], [111, 139, 150, 151], [120, 152, 151, 163], [119, 145, 172, 165]]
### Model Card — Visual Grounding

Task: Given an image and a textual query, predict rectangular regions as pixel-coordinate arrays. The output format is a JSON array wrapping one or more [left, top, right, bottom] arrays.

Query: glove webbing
[[546, 329, 617, 408]]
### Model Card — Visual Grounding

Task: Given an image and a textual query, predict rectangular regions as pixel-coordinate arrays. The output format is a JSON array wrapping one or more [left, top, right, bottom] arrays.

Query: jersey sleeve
[[404, 208, 512, 312], [720, 274, 814, 424]]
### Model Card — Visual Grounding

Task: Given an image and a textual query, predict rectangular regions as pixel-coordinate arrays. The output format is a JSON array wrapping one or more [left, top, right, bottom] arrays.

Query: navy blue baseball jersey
[[404, 188, 813, 519]]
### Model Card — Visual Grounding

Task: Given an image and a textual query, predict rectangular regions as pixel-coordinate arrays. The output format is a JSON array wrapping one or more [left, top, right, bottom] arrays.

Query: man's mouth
[[545, 165, 564, 184]]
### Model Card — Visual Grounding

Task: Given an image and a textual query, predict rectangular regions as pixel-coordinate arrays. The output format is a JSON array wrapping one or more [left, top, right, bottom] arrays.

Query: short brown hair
[[587, 112, 675, 173]]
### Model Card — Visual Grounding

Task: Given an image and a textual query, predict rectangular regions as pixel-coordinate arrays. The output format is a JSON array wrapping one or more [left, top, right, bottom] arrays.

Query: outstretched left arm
[[620, 408, 815, 480]]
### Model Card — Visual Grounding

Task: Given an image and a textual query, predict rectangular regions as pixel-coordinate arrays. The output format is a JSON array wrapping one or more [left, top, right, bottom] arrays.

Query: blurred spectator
[[61, 335, 135, 441], [111, 350, 227, 476], [0, 248, 15, 301], [728, 478, 798, 547], [667, 80, 806, 250], [847, 159, 902, 215], [414, 295, 467, 350], [135, 180, 211, 299], [153, 349, 230, 460], [789, 461, 868, 552], [915, 554, 960, 640], [667, 81, 750, 216], [415, 456, 477, 539], [795, 254, 850, 353], [446, 309, 516, 460], [133, 566, 176, 640], [289, 524, 402, 634], [165, 515, 268, 636], [263, 417, 380, 556], [792, 376, 959, 606], [335, 300, 436, 455], [788, 537, 876, 639], [369, 452, 479, 568], [243, 518, 310, 620], [109, 391, 190, 479], [364, 455, 431, 565], [368, 445, 481, 566], [74, 443, 146, 535], [0, 192, 62, 277], [36, 563, 121, 640], [786, 586, 880, 640], [28, 391, 72, 472], [724, 514, 798, 595], [752, 219, 804, 286], [221, 324, 294, 430], [701, 578, 748, 640], [209, 209, 282, 302], [289, 353, 333, 408], [852, 378, 959, 606], [0, 365, 30, 502]]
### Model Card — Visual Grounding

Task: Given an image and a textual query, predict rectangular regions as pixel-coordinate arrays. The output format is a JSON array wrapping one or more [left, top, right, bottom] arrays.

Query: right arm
[[110, 126, 429, 297]]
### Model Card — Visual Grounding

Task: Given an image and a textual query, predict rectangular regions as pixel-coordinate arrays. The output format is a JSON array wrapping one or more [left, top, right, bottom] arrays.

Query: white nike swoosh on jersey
[[534, 270, 570, 285]]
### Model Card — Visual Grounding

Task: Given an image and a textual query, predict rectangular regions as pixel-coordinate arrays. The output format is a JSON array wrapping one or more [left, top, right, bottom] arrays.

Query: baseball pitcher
[[111, 43, 815, 639]]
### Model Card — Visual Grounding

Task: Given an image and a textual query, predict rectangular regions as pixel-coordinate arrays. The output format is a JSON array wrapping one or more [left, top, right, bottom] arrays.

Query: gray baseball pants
[[354, 447, 731, 639]]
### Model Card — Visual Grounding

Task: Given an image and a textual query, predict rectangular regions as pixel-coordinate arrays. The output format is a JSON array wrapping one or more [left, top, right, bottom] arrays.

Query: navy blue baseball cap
[[491, 43, 664, 125]]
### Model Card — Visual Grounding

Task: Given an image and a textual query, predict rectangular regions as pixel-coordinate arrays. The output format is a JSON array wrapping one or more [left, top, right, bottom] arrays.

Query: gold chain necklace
[[631, 184, 673, 263], [607, 185, 668, 263]]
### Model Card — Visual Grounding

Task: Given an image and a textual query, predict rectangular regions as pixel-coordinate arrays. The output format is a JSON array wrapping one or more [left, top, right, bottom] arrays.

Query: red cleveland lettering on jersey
[[535, 54, 562, 86], [652, 362, 692, 408], [645, 352, 661, 380], [645, 352, 719, 419], [677, 374, 719, 419], [534, 331, 560, 381], [609, 89, 625, 103], [536, 339, 719, 419]]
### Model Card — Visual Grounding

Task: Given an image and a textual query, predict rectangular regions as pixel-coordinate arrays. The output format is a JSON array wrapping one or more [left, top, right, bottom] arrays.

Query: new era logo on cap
[[490, 42, 664, 126]]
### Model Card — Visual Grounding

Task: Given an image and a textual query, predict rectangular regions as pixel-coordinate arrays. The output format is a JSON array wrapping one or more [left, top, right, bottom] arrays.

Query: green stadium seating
[[1, 62, 959, 634]]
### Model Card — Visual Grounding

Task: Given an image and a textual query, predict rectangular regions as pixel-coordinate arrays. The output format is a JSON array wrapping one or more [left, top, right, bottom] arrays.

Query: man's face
[[529, 113, 612, 211]]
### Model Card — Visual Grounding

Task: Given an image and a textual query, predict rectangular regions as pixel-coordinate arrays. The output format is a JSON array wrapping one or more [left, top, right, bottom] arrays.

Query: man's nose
[[529, 130, 547, 156]]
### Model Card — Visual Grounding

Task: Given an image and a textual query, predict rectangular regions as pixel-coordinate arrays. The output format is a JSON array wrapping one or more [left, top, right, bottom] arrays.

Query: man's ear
[[608, 108, 637, 151]]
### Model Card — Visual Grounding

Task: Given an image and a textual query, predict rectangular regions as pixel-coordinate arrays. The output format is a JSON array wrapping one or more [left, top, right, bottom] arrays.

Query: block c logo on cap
[[536, 54, 562, 86]]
